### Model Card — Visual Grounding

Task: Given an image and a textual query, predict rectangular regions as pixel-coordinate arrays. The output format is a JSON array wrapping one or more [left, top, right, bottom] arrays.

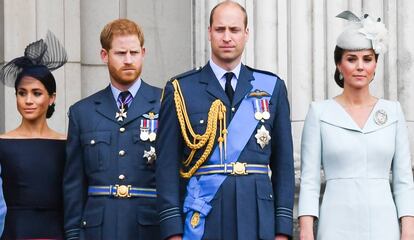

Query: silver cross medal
[[116, 107, 127, 122]]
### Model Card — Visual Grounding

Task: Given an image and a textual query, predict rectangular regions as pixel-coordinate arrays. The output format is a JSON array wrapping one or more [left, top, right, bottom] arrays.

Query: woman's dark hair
[[15, 65, 56, 118], [334, 46, 379, 88]]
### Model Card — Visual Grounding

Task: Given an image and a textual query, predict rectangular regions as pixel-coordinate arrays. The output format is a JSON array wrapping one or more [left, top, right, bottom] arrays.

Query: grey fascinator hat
[[0, 30, 68, 87], [336, 11, 388, 55]]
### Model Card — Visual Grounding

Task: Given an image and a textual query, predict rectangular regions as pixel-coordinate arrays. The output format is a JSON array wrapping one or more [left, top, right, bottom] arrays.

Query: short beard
[[108, 64, 141, 86]]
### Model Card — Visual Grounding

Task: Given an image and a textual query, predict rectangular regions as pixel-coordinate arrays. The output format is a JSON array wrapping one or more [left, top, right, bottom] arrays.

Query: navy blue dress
[[0, 138, 65, 239]]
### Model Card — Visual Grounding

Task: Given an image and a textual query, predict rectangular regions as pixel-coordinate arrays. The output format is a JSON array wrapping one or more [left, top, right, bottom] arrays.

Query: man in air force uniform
[[64, 19, 161, 240], [156, 1, 295, 240]]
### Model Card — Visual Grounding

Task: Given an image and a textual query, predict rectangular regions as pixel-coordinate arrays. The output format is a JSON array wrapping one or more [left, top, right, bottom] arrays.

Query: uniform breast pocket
[[182, 112, 208, 158], [189, 112, 207, 135], [80, 131, 111, 173], [132, 133, 156, 170]]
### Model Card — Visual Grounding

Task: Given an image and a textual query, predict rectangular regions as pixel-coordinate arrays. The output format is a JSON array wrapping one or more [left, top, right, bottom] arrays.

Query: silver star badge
[[143, 146, 157, 165], [255, 125, 271, 149], [116, 108, 127, 122]]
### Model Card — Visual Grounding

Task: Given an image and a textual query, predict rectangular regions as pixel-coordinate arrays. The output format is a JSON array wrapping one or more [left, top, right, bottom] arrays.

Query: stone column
[[63, 0, 82, 130], [254, 0, 277, 73], [2, 0, 37, 132], [126, 0, 192, 86], [80, 0, 119, 97], [0, 0, 4, 132], [398, 0, 414, 158]]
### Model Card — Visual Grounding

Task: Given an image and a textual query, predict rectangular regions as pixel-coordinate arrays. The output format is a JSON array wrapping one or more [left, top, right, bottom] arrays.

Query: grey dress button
[[82, 220, 87, 226], [231, 107, 236, 112], [119, 127, 126, 133], [90, 139, 95, 145], [119, 174, 125, 180], [119, 150, 126, 156]]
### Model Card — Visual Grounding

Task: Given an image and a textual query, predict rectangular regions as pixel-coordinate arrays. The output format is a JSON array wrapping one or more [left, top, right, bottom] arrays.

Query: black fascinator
[[0, 30, 67, 87]]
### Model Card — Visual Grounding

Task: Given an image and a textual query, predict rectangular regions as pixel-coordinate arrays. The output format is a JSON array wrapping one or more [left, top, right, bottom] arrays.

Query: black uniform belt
[[194, 162, 269, 176], [88, 185, 157, 198]]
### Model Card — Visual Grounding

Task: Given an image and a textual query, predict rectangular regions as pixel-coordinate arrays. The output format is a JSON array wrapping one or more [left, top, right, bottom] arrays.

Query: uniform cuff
[[275, 207, 293, 237], [65, 228, 80, 240], [159, 207, 183, 240]]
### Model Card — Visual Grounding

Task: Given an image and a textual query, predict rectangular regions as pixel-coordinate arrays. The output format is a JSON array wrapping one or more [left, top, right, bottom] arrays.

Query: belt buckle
[[231, 162, 247, 175], [115, 184, 131, 198]]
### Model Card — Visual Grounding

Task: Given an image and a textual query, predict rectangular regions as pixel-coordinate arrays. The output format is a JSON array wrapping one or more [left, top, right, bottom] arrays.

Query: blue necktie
[[118, 91, 132, 111]]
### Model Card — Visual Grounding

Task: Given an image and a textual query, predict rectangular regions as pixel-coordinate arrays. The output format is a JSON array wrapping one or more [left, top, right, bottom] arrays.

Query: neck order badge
[[116, 91, 132, 122]]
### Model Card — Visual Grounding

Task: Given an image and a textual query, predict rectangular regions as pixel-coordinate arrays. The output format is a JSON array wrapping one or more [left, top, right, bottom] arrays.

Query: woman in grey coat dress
[[298, 11, 414, 240]]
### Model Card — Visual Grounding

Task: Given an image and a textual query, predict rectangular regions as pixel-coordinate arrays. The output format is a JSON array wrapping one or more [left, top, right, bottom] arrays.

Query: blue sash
[[183, 72, 278, 240]]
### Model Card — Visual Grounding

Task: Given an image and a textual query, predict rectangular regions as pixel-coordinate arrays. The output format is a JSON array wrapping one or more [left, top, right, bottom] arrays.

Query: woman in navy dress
[[0, 31, 67, 239]]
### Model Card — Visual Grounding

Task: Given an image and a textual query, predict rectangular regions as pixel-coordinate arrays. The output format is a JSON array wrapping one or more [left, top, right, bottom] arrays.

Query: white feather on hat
[[336, 11, 388, 55]]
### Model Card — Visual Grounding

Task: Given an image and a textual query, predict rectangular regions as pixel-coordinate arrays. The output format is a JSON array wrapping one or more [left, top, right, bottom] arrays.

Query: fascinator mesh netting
[[0, 31, 68, 87]]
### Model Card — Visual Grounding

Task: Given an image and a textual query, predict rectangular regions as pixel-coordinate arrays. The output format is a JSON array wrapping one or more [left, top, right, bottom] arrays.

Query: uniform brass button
[[231, 107, 236, 112], [119, 174, 125, 180], [82, 220, 87, 226], [199, 119, 204, 124], [269, 194, 273, 199], [119, 150, 125, 156], [119, 127, 125, 133], [90, 139, 95, 145]]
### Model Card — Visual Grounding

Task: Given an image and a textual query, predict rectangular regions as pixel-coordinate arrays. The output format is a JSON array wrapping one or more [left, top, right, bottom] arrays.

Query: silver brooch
[[254, 125, 271, 149], [374, 109, 387, 125], [143, 146, 157, 165]]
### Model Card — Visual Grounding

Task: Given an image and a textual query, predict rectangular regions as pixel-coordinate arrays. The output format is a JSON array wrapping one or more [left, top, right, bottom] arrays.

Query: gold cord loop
[[172, 80, 227, 178]]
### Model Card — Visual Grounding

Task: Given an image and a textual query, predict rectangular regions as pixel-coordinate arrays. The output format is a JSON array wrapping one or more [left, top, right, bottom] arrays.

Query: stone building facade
[[1, 0, 414, 237]]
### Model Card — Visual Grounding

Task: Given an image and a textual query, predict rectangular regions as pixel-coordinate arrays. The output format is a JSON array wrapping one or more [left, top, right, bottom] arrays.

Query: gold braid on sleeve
[[171, 79, 227, 178]]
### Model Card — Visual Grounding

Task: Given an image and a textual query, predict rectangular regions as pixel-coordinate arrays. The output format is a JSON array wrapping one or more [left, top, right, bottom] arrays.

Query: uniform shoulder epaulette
[[169, 66, 203, 81], [245, 65, 279, 78]]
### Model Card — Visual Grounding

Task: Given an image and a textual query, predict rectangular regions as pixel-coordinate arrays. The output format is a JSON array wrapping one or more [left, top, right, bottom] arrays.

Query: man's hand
[[275, 234, 289, 240], [167, 235, 182, 240]]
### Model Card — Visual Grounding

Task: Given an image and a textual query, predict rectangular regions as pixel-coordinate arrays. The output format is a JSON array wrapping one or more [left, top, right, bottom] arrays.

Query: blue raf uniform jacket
[[64, 81, 162, 240], [156, 63, 295, 240]]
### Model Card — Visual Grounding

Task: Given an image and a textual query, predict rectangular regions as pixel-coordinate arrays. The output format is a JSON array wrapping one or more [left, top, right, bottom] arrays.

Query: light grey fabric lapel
[[319, 99, 398, 134]]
